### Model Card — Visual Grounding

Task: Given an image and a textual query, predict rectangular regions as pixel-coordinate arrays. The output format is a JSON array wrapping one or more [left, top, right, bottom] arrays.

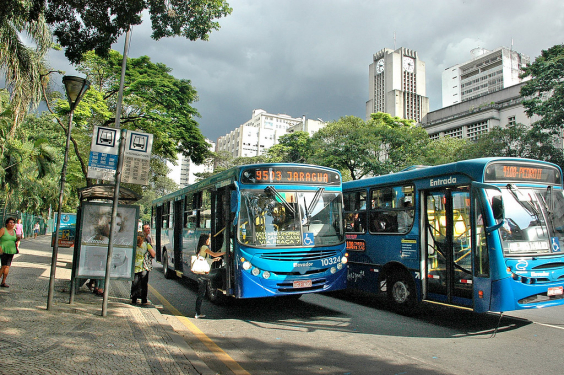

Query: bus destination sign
[[241, 166, 341, 185], [485, 162, 561, 185]]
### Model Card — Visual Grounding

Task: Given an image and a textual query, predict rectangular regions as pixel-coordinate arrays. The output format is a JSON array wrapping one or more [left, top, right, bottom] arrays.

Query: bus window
[[344, 190, 366, 233], [200, 190, 212, 228], [369, 185, 414, 234], [161, 201, 170, 229]]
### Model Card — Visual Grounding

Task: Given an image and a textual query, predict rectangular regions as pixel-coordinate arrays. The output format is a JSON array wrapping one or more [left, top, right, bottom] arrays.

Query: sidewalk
[[0, 235, 214, 375]]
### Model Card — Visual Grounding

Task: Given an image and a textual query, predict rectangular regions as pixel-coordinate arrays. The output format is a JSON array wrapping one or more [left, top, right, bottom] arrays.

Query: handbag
[[143, 251, 153, 271], [191, 255, 211, 274]]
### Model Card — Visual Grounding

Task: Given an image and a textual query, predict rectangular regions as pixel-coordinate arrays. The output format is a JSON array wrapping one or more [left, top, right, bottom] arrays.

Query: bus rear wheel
[[162, 250, 175, 279], [387, 271, 417, 313]]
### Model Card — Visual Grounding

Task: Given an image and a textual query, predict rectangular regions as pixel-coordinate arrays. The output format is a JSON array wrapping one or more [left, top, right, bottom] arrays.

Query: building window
[[467, 121, 489, 141], [508, 116, 516, 126]]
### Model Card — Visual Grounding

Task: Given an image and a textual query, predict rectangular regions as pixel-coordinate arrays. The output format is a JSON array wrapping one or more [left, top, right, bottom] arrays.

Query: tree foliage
[[267, 131, 314, 163], [464, 124, 564, 169], [0, 1, 52, 133], [1, 0, 233, 64], [520, 44, 564, 135]]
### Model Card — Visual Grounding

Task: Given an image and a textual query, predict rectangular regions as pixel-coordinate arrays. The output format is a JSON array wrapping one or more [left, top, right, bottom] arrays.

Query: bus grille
[[260, 250, 338, 262]]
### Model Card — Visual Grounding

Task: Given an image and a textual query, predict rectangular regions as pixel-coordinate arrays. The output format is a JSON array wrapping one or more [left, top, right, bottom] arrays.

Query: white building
[[168, 139, 215, 187], [422, 82, 540, 140], [366, 47, 429, 123], [216, 109, 304, 158], [287, 118, 326, 136], [442, 46, 530, 108]]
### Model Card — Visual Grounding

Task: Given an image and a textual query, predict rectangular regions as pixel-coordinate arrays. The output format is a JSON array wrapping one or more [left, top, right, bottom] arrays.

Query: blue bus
[[152, 163, 347, 302], [343, 157, 564, 313]]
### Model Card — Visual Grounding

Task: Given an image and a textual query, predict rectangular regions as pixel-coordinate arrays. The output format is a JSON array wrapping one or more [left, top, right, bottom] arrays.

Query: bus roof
[[343, 157, 562, 189]]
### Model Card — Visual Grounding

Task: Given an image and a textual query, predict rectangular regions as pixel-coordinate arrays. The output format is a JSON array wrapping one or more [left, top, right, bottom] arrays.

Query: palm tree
[[0, 6, 52, 136]]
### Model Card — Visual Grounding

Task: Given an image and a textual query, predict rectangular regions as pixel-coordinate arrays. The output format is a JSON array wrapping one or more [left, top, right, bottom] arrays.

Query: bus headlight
[[337, 263, 343, 270], [242, 261, 252, 270], [341, 256, 348, 264], [251, 267, 260, 276], [262, 271, 271, 279], [330, 266, 337, 274]]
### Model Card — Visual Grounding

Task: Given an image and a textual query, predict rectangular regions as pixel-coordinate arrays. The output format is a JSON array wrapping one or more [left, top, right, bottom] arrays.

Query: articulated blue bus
[[152, 163, 347, 302], [343, 157, 564, 313]]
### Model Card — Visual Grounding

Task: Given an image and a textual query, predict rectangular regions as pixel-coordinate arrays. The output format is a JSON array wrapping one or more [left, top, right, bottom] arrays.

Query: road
[[148, 263, 564, 375]]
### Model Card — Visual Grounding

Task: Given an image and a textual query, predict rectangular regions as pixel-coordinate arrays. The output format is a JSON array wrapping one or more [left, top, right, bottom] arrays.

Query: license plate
[[293, 280, 312, 288], [548, 286, 563, 296]]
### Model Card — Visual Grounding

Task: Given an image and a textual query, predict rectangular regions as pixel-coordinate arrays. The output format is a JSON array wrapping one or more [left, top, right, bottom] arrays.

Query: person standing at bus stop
[[0, 217, 19, 287], [194, 233, 224, 319], [142, 224, 152, 246], [131, 233, 156, 305]]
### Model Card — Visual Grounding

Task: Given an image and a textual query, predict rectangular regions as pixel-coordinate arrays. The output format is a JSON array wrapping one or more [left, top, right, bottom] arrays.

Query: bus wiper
[[507, 184, 547, 235], [507, 184, 539, 218], [307, 187, 325, 214], [265, 186, 295, 215]]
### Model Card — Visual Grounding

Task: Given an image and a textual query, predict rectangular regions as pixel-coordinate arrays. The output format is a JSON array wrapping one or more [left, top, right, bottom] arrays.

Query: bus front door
[[424, 187, 473, 307]]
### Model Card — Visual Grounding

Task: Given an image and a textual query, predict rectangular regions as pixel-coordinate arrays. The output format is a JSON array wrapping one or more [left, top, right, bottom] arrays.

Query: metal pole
[[101, 28, 131, 316], [47, 111, 74, 310]]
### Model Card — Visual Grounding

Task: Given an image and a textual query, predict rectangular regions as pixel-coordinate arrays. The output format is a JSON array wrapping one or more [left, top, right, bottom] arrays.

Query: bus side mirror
[[491, 196, 504, 220]]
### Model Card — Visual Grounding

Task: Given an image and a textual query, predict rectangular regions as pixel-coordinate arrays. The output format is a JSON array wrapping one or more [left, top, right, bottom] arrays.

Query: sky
[[46, 0, 564, 142]]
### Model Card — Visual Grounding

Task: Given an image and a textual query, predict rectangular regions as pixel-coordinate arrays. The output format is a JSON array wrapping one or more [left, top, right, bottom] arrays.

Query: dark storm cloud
[[45, 0, 564, 141]]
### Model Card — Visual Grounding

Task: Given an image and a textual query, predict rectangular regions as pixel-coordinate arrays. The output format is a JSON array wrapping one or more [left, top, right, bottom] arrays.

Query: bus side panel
[[472, 276, 493, 313], [347, 235, 420, 293]]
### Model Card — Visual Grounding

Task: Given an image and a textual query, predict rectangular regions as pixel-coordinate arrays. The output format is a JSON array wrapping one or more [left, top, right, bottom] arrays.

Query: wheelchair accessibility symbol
[[303, 233, 315, 246], [551, 237, 561, 253]]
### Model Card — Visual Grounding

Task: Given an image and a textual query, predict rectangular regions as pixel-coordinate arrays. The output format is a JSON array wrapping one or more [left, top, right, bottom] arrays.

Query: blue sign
[[303, 232, 315, 246]]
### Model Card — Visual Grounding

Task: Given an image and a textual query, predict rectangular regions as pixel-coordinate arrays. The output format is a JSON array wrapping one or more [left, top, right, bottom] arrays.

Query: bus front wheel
[[387, 271, 416, 312], [162, 250, 175, 279]]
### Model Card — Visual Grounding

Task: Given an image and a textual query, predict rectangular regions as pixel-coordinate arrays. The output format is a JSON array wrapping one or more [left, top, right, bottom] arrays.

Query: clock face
[[376, 59, 385, 74], [403, 57, 414, 73]]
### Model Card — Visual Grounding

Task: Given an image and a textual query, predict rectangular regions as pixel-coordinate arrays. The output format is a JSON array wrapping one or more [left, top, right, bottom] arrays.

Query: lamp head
[[62, 76, 90, 110]]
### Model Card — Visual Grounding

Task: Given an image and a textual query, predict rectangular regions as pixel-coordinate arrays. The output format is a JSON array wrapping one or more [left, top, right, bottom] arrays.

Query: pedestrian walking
[[14, 218, 23, 252], [0, 217, 19, 287], [193, 233, 224, 319], [33, 222, 40, 239], [130, 233, 156, 305]]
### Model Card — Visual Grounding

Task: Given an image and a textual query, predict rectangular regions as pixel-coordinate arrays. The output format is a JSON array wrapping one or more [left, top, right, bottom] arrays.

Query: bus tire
[[387, 271, 417, 313], [162, 250, 175, 279], [206, 281, 226, 305]]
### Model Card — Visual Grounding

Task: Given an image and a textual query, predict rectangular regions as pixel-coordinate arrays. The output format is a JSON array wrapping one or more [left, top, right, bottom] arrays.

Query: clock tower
[[366, 47, 429, 123]]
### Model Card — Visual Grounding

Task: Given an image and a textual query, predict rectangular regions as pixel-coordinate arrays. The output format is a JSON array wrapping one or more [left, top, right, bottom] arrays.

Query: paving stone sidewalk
[[0, 235, 212, 375]]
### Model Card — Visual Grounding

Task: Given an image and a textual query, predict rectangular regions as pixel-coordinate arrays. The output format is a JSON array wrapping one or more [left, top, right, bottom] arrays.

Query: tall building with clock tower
[[366, 47, 429, 123]]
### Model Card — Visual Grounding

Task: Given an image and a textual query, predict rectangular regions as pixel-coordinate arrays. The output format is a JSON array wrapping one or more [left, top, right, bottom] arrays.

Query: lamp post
[[47, 76, 90, 310]]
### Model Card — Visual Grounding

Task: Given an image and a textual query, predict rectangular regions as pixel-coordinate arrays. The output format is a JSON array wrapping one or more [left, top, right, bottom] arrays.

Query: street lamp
[[47, 76, 90, 310]]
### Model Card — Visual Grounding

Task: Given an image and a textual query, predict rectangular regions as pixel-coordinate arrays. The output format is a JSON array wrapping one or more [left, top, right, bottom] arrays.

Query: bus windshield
[[239, 188, 344, 247], [492, 186, 562, 257]]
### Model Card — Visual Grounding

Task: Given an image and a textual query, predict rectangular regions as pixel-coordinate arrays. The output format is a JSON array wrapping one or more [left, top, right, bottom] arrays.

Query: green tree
[[310, 116, 381, 180], [463, 124, 564, 169], [75, 51, 210, 165], [0, 2, 52, 134], [368, 112, 429, 172], [1, 0, 232, 64], [520, 44, 564, 135], [267, 131, 314, 163], [422, 136, 469, 166]]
